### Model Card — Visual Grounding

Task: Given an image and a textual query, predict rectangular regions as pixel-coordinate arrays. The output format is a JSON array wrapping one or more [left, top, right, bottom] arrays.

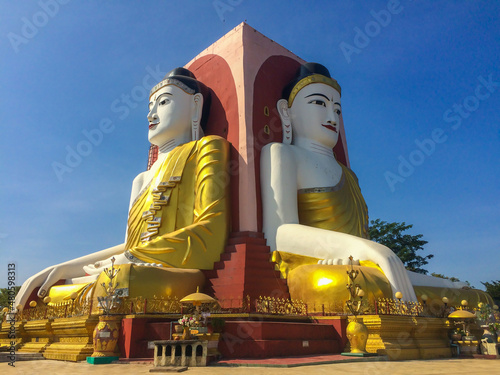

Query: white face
[[289, 83, 341, 148], [147, 85, 194, 147]]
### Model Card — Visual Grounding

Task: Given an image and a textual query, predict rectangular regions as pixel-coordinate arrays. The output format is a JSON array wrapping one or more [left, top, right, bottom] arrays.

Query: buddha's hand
[[317, 258, 360, 266], [14, 264, 66, 311], [83, 253, 165, 275], [83, 253, 130, 275]]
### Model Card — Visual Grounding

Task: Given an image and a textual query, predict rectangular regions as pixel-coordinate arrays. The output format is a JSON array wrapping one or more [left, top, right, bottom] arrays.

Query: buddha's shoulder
[[131, 170, 148, 191], [197, 135, 229, 148], [194, 136, 230, 161], [261, 142, 295, 158], [339, 163, 360, 184]]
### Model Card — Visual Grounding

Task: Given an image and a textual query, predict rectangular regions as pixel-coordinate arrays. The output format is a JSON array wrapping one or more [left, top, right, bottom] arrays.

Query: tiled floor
[[3, 357, 500, 375], [215, 353, 383, 367]]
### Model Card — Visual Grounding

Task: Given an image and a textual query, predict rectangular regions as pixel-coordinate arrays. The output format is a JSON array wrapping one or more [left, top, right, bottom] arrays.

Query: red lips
[[322, 124, 337, 133], [149, 123, 158, 129]]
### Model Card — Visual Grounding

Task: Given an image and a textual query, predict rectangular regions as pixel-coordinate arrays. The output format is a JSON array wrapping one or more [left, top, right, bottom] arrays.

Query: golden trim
[[288, 74, 341, 107], [149, 78, 195, 99], [376, 298, 423, 316], [255, 296, 307, 315]]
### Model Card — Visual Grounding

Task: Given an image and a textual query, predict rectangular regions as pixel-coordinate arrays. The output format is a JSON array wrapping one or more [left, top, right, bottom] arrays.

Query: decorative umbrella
[[448, 310, 476, 320], [180, 286, 217, 324], [180, 286, 216, 306], [448, 309, 476, 339]]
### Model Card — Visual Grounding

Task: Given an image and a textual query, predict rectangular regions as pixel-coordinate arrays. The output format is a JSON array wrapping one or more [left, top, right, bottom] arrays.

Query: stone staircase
[[203, 232, 289, 308], [120, 231, 343, 360]]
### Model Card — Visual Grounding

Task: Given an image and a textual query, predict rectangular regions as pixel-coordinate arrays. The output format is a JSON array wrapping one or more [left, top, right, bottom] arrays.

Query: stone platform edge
[[212, 354, 389, 368]]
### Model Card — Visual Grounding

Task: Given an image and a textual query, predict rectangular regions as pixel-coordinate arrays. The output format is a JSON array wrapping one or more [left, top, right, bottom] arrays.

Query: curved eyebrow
[[156, 92, 173, 101], [149, 92, 173, 106], [305, 93, 330, 101], [334, 102, 341, 107]]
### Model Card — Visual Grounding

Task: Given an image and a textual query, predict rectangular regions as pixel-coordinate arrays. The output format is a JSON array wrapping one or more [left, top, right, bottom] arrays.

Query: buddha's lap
[[46, 264, 205, 306]]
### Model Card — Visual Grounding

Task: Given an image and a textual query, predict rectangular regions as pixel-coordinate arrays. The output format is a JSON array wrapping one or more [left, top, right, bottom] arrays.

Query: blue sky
[[1, 0, 499, 291]]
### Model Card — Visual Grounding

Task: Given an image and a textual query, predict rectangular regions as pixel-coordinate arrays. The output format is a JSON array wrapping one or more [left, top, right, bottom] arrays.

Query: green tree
[[369, 219, 434, 274], [430, 273, 461, 282], [481, 280, 500, 304], [0, 286, 20, 309]]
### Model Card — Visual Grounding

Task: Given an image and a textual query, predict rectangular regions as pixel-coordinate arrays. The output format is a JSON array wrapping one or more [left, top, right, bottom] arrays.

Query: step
[[0, 352, 45, 362], [209, 274, 286, 287], [211, 285, 289, 300], [229, 231, 265, 239], [220, 251, 271, 262], [223, 243, 271, 254], [206, 283, 287, 294], [209, 266, 283, 280], [218, 338, 340, 358], [227, 236, 268, 246], [211, 284, 284, 295], [213, 259, 278, 271], [202, 269, 218, 279], [223, 321, 336, 340]]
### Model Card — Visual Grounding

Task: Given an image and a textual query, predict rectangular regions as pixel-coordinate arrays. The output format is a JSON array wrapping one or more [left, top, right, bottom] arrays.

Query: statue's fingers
[[38, 268, 62, 298], [15, 273, 48, 308], [14, 283, 30, 309]]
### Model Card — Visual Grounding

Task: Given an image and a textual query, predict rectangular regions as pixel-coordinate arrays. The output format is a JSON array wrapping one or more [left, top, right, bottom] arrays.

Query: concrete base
[[86, 356, 119, 364], [341, 352, 378, 357], [149, 367, 188, 372], [0, 352, 45, 362], [17, 319, 53, 354], [43, 316, 99, 361], [359, 315, 453, 361], [219, 320, 341, 358]]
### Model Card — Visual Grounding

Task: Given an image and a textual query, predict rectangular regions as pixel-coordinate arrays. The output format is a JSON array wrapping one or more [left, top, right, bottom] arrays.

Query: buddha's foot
[[317, 258, 360, 265]]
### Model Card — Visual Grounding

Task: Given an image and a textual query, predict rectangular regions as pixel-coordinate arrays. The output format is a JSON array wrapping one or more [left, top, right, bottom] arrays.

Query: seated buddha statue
[[261, 63, 492, 309], [261, 63, 419, 302], [15, 68, 230, 309]]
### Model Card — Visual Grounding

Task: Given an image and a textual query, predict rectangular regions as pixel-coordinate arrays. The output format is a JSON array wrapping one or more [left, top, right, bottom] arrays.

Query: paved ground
[[3, 358, 500, 375]]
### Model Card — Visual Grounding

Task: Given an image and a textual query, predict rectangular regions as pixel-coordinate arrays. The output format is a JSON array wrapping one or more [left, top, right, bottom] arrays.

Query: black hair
[[282, 62, 333, 100], [162, 67, 211, 131]]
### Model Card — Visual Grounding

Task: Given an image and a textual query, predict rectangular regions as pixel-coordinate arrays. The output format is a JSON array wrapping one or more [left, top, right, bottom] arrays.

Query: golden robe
[[273, 163, 370, 278], [297, 163, 369, 239], [125, 135, 230, 270], [46, 136, 229, 305], [273, 164, 388, 310]]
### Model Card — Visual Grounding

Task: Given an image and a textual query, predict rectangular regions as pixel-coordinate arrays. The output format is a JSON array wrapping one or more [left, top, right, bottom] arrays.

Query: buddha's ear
[[191, 93, 204, 140], [277, 98, 292, 145]]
